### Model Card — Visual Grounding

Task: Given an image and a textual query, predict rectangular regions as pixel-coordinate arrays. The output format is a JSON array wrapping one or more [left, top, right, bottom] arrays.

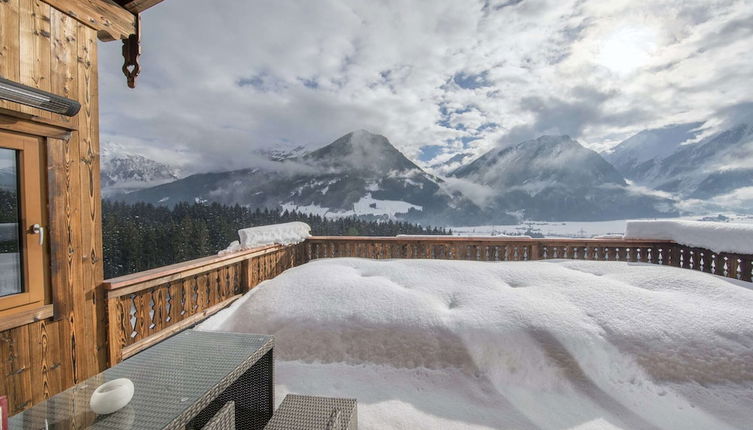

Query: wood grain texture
[[0, 106, 78, 132], [104, 245, 306, 364], [1, 0, 105, 414], [76, 23, 107, 372], [18, 0, 52, 116], [104, 244, 281, 292], [0, 305, 53, 332], [41, 0, 136, 41], [49, 7, 77, 124], [0, 0, 22, 113]]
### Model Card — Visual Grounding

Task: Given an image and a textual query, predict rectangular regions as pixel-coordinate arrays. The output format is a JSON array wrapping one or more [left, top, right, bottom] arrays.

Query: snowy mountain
[[608, 122, 753, 208], [116, 131, 496, 225], [604, 122, 703, 176], [100, 142, 180, 196], [452, 135, 677, 220]]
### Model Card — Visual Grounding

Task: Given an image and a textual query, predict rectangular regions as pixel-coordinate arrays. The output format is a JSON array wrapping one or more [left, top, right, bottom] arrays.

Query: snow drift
[[625, 219, 753, 254], [199, 258, 753, 429], [219, 222, 310, 255]]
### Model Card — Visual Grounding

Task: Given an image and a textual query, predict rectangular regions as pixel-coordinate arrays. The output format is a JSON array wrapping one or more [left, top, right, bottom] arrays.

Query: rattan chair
[[264, 394, 357, 430]]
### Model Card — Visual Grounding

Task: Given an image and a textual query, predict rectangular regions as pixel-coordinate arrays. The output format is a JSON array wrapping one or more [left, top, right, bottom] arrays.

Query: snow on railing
[[625, 220, 753, 255], [220, 222, 311, 255]]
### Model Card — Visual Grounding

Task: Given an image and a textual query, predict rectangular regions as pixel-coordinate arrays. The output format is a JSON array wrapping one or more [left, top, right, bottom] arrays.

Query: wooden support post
[[740, 257, 752, 282]]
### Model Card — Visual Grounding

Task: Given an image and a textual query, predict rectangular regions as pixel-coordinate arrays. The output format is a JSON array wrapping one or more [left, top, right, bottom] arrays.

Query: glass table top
[[10, 330, 273, 429]]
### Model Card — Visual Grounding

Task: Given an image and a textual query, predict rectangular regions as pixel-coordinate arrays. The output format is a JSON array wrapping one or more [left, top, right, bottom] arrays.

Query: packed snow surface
[[625, 219, 753, 254], [199, 258, 753, 429], [219, 222, 311, 254]]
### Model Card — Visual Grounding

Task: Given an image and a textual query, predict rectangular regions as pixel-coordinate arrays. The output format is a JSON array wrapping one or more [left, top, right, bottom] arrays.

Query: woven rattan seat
[[265, 394, 357, 430]]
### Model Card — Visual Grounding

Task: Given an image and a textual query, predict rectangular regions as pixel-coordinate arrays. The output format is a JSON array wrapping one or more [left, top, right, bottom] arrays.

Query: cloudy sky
[[98, 0, 753, 174]]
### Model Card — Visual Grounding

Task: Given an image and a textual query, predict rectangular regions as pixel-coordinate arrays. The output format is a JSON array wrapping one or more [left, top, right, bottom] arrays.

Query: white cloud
[[98, 0, 753, 173]]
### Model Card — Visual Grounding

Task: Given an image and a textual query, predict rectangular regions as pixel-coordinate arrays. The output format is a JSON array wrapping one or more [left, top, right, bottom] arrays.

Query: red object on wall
[[0, 395, 7, 430]]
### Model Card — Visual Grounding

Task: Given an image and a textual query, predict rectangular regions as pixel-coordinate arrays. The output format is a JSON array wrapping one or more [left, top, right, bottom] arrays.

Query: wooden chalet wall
[[0, 0, 133, 415]]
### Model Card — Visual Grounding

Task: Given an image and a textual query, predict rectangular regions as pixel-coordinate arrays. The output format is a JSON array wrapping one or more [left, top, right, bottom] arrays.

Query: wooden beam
[[0, 106, 77, 129], [116, 0, 165, 14], [0, 111, 74, 139], [0, 305, 53, 332], [104, 244, 282, 293], [41, 0, 137, 41]]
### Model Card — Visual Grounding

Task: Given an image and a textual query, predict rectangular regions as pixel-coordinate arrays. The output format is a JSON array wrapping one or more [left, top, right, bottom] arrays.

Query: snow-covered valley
[[451, 214, 753, 239], [199, 257, 753, 429]]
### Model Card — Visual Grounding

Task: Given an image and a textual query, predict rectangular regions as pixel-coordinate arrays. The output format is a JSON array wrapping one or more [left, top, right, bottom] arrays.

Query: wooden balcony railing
[[304, 236, 753, 282], [104, 243, 308, 364], [103, 235, 753, 365]]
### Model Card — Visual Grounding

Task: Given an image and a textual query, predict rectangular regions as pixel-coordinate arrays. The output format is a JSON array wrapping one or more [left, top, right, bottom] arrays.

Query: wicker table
[[10, 330, 274, 430]]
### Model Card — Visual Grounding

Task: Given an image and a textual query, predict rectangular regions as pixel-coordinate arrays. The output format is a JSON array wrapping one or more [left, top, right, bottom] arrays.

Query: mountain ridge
[[114, 130, 496, 225], [451, 135, 677, 220], [101, 141, 180, 196], [113, 131, 679, 224], [605, 121, 753, 211]]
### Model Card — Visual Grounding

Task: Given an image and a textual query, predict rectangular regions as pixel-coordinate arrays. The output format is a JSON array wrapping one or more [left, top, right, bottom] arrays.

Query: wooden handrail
[[305, 236, 751, 282], [309, 236, 674, 244], [103, 235, 752, 367], [104, 244, 282, 296], [105, 242, 308, 365]]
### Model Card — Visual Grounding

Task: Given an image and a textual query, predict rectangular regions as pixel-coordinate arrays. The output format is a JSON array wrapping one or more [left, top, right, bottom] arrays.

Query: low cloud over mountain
[[112, 131, 680, 224]]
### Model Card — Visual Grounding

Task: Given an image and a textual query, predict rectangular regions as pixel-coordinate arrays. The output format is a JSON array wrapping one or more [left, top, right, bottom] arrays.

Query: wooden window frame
[[0, 130, 49, 316]]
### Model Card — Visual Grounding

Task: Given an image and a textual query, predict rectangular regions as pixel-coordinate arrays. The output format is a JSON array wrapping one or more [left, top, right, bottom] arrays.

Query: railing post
[[669, 244, 681, 267], [106, 294, 124, 366], [741, 257, 752, 282], [530, 243, 541, 260], [241, 258, 252, 294], [531, 242, 541, 260]]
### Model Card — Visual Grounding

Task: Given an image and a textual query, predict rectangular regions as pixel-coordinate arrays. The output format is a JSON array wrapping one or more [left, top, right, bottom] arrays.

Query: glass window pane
[[0, 148, 23, 297]]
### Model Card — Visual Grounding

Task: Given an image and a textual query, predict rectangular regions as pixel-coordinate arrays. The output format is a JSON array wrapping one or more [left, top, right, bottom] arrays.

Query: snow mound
[[219, 222, 311, 255], [625, 219, 753, 254], [199, 258, 753, 429]]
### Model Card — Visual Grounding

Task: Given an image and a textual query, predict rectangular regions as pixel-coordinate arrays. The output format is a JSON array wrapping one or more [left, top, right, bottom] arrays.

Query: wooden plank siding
[[0, 0, 108, 414]]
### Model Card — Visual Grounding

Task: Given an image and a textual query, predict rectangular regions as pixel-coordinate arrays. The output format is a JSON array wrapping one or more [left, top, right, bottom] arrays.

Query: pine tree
[[102, 200, 450, 278]]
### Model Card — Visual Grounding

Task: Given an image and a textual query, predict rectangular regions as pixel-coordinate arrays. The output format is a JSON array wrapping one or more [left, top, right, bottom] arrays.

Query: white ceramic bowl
[[89, 378, 134, 415]]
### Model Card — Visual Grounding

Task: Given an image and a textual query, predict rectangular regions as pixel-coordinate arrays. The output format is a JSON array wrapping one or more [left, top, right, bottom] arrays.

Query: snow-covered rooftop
[[199, 257, 753, 429]]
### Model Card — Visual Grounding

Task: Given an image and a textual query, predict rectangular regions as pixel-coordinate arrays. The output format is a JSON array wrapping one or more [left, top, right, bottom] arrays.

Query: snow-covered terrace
[[102, 221, 753, 429]]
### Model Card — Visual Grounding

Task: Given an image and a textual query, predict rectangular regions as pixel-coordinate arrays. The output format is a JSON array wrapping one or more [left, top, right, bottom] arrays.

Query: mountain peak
[[533, 134, 572, 142], [306, 130, 417, 173], [449, 134, 674, 220], [350, 129, 382, 138], [604, 122, 704, 176], [100, 141, 180, 196], [344, 129, 393, 149], [455, 134, 623, 185]]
